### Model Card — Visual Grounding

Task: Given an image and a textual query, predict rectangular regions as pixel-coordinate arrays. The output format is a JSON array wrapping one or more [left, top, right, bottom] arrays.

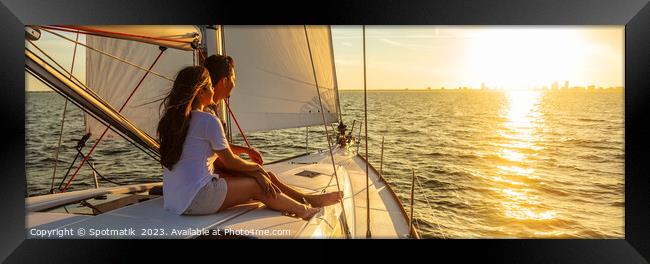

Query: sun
[[463, 27, 588, 90]]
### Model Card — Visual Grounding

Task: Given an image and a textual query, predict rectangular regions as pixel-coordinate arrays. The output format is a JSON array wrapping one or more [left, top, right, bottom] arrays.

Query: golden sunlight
[[494, 90, 556, 221], [465, 28, 592, 90]]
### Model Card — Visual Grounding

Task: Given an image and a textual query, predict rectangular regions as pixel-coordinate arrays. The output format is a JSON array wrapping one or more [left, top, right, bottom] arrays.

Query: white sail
[[224, 25, 339, 133], [84, 26, 201, 140], [84, 25, 339, 140]]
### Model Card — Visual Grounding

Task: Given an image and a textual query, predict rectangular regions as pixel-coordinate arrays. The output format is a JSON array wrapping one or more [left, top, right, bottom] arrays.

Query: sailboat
[[25, 25, 419, 239]]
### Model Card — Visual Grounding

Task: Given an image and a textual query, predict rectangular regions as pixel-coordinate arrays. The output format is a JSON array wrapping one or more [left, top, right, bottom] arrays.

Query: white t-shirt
[[163, 110, 228, 215]]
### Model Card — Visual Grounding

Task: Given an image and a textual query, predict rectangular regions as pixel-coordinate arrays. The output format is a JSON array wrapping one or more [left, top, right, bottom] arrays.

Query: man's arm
[[215, 147, 279, 198]]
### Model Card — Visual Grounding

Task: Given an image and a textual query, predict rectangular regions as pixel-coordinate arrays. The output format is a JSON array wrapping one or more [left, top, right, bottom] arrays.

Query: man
[[202, 55, 342, 208], [203, 55, 263, 168]]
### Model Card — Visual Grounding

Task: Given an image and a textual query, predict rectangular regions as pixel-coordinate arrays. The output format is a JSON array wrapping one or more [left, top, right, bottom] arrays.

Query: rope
[[25, 61, 161, 165], [27, 39, 91, 94], [39, 28, 175, 82], [41, 25, 196, 45], [414, 174, 446, 238], [224, 100, 251, 149], [56, 133, 90, 191], [26, 42, 160, 160], [50, 32, 79, 191], [363, 25, 372, 238], [304, 25, 351, 237], [60, 47, 167, 192], [26, 40, 143, 136], [73, 147, 127, 186], [356, 122, 363, 154], [197, 46, 206, 65]]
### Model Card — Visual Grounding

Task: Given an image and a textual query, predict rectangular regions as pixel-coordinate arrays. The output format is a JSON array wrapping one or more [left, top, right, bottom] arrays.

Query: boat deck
[[25, 147, 414, 239]]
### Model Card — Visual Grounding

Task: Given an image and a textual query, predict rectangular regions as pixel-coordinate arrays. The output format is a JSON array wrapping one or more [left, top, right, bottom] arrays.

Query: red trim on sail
[[40, 25, 195, 45]]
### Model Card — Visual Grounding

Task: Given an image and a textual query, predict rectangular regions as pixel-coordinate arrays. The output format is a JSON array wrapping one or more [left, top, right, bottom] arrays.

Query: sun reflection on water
[[493, 90, 557, 222]]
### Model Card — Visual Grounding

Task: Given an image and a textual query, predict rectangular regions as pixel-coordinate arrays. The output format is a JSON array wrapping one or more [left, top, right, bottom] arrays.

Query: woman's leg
[[218, 174, 319, 220], [265, 171, 343, 208], [264, 172, 307, 201]]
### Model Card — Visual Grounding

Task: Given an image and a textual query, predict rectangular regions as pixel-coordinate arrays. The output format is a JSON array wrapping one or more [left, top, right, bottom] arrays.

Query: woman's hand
[[254, 173, 280, 199], [247, 147, 264, 165]]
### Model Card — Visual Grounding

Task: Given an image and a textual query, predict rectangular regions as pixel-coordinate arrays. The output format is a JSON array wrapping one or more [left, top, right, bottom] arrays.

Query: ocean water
[[26, 89, 624, 238]]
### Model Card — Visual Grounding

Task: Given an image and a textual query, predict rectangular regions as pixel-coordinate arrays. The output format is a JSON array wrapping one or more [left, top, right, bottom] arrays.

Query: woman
[[157, 65, 338, 220], [202, 55, 343, 209]]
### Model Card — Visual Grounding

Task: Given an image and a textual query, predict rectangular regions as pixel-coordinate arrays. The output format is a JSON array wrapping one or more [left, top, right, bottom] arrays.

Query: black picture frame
[[1, 0, 648, 263]]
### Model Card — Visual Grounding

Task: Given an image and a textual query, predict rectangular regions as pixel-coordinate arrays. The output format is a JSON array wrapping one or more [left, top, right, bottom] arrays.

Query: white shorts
[[183, 177, 228, 215]]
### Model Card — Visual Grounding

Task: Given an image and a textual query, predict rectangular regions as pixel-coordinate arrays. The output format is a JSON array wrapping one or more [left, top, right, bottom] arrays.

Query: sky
[[331, 26, 623, 90], [26, 26, 624, 91]]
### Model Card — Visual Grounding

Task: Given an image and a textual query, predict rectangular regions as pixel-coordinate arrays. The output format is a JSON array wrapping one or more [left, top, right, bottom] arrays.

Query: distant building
[[563, 80, 569, 90], [551, 81, 559, 91]]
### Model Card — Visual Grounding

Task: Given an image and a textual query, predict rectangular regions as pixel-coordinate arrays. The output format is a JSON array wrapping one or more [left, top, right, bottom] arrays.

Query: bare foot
[[296, 205, 321, 220], [305, 191, 343, 207]]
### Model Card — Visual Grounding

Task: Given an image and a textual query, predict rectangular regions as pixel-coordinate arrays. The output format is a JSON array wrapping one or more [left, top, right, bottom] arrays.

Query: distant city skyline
[[26, 26, 624, 92], [331, 26, 623, 91]]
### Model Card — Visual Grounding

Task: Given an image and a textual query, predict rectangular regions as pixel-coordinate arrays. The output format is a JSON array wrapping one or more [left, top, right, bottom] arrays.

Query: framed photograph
[[1, 0, 648, 262]]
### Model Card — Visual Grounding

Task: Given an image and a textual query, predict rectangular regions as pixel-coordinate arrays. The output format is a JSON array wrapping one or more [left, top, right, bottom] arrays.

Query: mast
[[219, 25, 233, 143]]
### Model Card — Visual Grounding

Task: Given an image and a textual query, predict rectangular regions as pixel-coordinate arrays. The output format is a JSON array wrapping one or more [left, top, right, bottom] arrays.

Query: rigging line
[[413, 217, 424, 238], [26, 40, 91, 94], [25, 44, 161, 159], [61, 47, 167, 192], [304, 25, 351, 237], [73, 147, 128, 186], [23, 51, 125, 145], [26, 41, 139, 114], [50, 31, 79, 191], [225, 101, 252, 149], [43, 25, 196, 45], [44, 90, 160, 190], [55, 135, 85, 191], [415, 174, 446, 238], [320, 153, 360, 194], [229, 90, 337, 106], [39, 28, 175, 82], [197, 44, 207, 64], [26, 69, 160, 164], [129, 94, 167, 108], [363, 25, 372, 238], [254, 67, 336, 90]]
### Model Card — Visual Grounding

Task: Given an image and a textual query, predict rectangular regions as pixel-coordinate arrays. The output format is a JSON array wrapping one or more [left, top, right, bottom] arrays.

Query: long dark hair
[[157, 66, 211, 170]]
